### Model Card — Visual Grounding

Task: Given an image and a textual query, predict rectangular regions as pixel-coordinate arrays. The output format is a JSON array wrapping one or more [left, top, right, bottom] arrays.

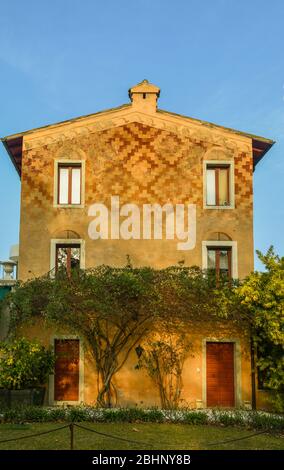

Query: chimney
[[128, 79, 160, 113]]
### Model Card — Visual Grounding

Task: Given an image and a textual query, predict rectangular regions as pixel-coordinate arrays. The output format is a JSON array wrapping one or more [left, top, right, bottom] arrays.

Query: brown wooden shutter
[[54, 339, 80, 401], [206, 342, 235, 407]]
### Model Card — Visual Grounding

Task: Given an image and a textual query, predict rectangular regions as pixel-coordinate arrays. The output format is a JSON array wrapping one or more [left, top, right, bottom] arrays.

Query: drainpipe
[[250, 335, 256, 410]]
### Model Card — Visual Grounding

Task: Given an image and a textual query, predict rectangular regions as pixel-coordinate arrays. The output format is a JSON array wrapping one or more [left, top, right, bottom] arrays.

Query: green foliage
[[4, 253, 283, 409], [0, 407, 20, 423], [211, 410, 243, 427], [6, 265, 162, 407], [183, 411, 207, 425], [142, 408, 165, 422], [237, 247, 284, 394], [267, 391, 284, 413], [18, 406, 49, 423], [4, 263, 243, 407], [68, 406, 89, 422], [249, 410, 284, 431], [0, 406, 283, 432], [0, 338, 55, 390], [101, 408, 164, 423]]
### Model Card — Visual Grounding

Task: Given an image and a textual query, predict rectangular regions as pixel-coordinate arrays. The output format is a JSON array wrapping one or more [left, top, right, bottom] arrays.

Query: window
[[206, 164, 230, 207], [203, 241, 237, 279], [58, 164, 81, 205], [207, 246, 232, 279], [56, 244, 80, 274]]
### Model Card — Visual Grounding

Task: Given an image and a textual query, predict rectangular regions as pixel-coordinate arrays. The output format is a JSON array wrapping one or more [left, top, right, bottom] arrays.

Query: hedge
[[0, 406, 283, 432]]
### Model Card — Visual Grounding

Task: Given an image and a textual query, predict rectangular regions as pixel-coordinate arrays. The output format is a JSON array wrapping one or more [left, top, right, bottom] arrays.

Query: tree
[[4, 263, 244, 407], [5, 265, 161, 407], [135, 319, 191, 409], [0, 338, 55, 390], [237, 247, 284, 407]]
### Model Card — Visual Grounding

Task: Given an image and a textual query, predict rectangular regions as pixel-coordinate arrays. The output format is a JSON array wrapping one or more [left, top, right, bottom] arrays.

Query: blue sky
[[0, 0, 283, 271]]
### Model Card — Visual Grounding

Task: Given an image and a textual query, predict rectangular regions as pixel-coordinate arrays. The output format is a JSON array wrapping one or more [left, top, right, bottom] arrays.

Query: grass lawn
[[0, 423, 283, 450]]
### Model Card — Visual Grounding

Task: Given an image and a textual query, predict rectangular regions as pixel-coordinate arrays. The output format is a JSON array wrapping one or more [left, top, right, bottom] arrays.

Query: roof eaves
[[157, 108, 275, 145], [1, 139, 21, 177], [1, 103, 131, 142]]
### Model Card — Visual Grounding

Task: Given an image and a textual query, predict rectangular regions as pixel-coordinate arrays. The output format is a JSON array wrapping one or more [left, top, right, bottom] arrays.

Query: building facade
[[1, 80, 274, 408]]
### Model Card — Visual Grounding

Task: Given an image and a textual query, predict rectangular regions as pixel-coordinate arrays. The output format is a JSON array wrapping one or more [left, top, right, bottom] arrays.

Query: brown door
[[54, 339, 80, 401], [206, 342, 235, 407]]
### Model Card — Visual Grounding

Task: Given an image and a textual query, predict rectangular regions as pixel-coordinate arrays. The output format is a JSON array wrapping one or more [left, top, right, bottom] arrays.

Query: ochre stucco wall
[[19, 321, 252, 408], [16, 97, 255, 408], [18, 118, 253, 281]]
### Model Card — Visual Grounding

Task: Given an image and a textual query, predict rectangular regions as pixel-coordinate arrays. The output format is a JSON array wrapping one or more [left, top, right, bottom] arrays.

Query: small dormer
[[128, 79, 160, 113]]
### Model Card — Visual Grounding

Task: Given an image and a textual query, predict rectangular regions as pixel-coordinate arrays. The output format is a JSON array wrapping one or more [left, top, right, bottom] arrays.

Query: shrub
[[0, 406, 283, 433], [249, 411, 284, 431], [21, 406, 49, 422], [212, 410, 240, 427], [112, 408, 164, 423], [268, 391, 284, 413], [144, 409, 164, 422], [68, 406, 89, 422], [1, 407, 22, 423], [0, 338, 55, 390], [183, 411, 207, 425], [47, 407, 66, 422]]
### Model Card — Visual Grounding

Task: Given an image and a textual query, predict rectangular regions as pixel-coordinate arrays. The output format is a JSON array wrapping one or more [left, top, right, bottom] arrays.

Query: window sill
[[204, 205, 235, 210], [53, 204, 85, 209], [53, 400, 81, 405]]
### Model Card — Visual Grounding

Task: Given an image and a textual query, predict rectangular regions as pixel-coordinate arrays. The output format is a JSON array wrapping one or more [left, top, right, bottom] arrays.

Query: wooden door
[[206, 342, 235, 407], [54, 339, 80, 401]]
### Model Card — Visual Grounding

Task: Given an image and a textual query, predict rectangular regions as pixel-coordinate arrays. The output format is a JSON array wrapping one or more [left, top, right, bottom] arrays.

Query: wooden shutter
[[206, 342, 235, 407], [54, 339, 80, 401]]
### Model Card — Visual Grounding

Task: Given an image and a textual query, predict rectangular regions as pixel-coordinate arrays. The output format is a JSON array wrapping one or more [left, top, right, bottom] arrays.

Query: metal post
[[69, 423, 74, 450], [250, 336, 256, 410]]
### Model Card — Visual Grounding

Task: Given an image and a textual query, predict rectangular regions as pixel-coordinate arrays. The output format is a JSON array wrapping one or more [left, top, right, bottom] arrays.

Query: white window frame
[[54, 159, 85, 208], [202, 240, 238, 279], [203, 160, 235, 209], [49, 335, 84, 405], [50, 239, 85, 274]]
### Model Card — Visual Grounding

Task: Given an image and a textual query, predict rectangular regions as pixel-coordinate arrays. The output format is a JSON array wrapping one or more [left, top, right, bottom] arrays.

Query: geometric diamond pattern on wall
[[22, 121, 252, 211]]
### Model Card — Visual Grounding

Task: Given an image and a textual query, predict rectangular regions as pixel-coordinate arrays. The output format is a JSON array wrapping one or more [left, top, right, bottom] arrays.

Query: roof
[[158, 109, 275, 169], [1, 100, 274, 177], [1, 103, 131, 176]]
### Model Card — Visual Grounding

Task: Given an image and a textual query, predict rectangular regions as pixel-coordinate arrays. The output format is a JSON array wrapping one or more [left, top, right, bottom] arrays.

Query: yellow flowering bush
[[237, 247, 284, 405], [0, 338, 55, 390]]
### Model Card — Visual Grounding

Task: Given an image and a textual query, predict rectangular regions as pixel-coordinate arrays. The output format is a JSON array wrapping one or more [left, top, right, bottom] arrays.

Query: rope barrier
[[0, 421, 272, 449], [74, 422, 154, 447], [206, 429, 268, 447], [0, 424, 70, 444]]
